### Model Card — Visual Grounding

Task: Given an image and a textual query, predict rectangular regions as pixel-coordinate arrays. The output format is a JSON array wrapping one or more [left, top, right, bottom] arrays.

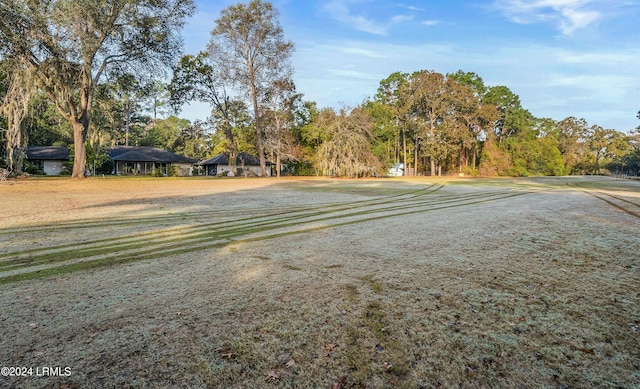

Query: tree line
[[362, 70, 639, 177], [1, 0, 639, 178]]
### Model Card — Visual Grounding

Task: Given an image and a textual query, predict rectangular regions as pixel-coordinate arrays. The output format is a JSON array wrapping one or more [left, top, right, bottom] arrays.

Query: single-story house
[[108, 146, 196, 176], [198, 152, 271, 177], [26, 146, 70, 175]]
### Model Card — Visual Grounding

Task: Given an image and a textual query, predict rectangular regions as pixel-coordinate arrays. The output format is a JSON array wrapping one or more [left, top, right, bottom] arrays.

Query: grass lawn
[[0, 175, 638, 388]]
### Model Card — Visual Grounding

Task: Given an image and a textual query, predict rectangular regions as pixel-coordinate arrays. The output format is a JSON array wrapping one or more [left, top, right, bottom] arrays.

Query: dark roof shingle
[[199, 152, 271, 166], [108, 146, 196, 163], [26, 146, 70, 161]]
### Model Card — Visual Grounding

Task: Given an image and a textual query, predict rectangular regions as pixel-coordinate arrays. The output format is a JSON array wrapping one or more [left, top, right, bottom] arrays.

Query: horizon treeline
[[2, 66, 638, 177], [1, 0, 639, 178]]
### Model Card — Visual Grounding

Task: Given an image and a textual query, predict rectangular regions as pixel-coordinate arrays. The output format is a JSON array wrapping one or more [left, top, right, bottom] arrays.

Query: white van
[[388, 163, 404, 177]]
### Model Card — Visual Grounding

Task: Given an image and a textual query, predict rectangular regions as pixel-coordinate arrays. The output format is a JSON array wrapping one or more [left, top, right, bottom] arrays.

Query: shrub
[[94, 155, 114, 175], [60, 161, 73, 176], [23, 161, 44, 175], [463, 166, 479, 176], [287, 161, 316, 176]]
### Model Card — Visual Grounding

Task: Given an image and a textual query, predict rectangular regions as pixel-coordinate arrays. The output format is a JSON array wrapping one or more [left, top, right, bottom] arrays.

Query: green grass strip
[[0, 187, 540, 285]]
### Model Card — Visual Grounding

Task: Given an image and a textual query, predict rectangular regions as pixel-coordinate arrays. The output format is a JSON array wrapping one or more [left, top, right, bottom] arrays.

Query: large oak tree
[[0, 0, 194, 177], [0, 59, 34, 174]]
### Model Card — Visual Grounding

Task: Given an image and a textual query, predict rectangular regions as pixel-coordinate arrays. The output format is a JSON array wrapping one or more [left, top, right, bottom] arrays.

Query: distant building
[[198, 152, 272, 177], [108, 146, 196, 176], [26, 146, 70, 175]]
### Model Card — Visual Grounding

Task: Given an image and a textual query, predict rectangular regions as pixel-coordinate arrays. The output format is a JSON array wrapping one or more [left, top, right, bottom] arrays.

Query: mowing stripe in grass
[[0, 186, 545, 284], [0, 184, 445, 262], [580, 191, 640, 219], [570, 184, 640, 219], [5, 184, 529, 271], [0, 185, 445, 270], [0, 185, 449, 281], [0, 184, 440, 235], [233, 188, 546, 245], [0, 239, 233, 284], [0, 186, 531, 272]]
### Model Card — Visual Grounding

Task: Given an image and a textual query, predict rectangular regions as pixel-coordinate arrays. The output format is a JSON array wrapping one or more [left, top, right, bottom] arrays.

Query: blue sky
[[180, 0, 640, 132]]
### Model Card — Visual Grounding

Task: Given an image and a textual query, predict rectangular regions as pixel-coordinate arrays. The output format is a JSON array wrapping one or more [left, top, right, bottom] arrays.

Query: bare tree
[[376, 72, 410, 175], [170, 52, 251, 175], [262, 78, 302, 177], [208, 0, 294, 177]]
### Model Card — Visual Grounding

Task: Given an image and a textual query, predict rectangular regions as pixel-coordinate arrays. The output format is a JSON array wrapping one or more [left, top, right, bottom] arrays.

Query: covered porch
[[114, 160, 168, 176]]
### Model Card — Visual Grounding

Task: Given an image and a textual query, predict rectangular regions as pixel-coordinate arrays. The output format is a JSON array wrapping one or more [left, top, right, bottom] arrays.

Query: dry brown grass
[[0, 175, 638, 388]]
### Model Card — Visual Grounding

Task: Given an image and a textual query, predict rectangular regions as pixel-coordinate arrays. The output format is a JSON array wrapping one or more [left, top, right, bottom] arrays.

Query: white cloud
[[291, 37, 639, 131], [324, 0, 389, 35], [322, 0, 418, 35], [341, 47, 387, 58], [422, 20, 440, 26], [494, 0, 603, 35], [328, 69, 383, 80], [556, 49, 640, 65], [558, 7, 600, 35], [391, 15, 414, 23], [477, 44, 640, 130], [397, 4, 425, 12], [179, 1, 639, 132]]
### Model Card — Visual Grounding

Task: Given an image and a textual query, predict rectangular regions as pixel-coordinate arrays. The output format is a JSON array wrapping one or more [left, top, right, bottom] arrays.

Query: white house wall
[[43, 161, 63, 175], [217, 164, 270, 177], [243, 165, 270, 177], [174, 163, 193, 176]]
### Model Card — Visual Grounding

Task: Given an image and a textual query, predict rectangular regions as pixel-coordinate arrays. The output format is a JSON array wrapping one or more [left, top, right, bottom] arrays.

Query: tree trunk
[[72, 121, 87, 178], [276, 153, 281, 178], [414, 139, 418, 176], [219, 120, 238, 176], [250, 81, 267, 177], [125, 99, 131, 146], [229, 149, 238, 176], [72, 84, 91, 178], [395, 126, 399, 163], [472, 145, 477, 170], [6, 106, 28, 175], [402, 126, 407, 176], [255, 116, 266, 176], [429, 124, 436, 176], [2, 74, 32, 175]]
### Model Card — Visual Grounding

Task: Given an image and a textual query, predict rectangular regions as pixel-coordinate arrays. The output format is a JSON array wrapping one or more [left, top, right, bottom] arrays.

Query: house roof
[[108, 146, 196, 163], [26, 146, 70, 161], [110, 150, 162, 162], [199, 152, 271, 166]]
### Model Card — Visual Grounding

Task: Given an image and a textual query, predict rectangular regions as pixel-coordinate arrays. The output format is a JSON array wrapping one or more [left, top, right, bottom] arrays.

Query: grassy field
[[0, 175, 638, 388]]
